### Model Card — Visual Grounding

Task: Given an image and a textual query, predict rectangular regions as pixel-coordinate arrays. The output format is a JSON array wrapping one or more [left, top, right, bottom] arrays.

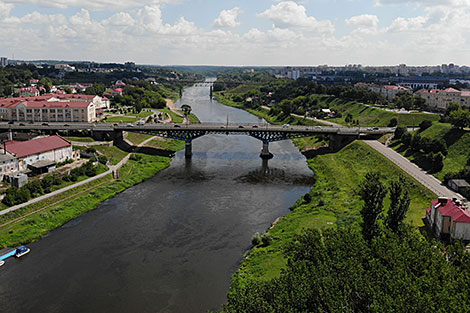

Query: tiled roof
[[5, 136, 71, 158]]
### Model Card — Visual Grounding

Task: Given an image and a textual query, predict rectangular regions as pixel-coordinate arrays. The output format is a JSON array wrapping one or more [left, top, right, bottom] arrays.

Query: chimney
[[438, 197, 449, 204]]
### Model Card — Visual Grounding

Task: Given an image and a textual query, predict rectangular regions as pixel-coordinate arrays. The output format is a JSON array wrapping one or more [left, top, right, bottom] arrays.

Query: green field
[[128, 111, 154, 119], [158, 107, 184, 123], [95, 145, 128, 165], [234, 140, 435, 283], [126, 132, 153, 145], [392, 123, 470, 181], [64, 136, 95, 143], [148, 138, 185, 152]]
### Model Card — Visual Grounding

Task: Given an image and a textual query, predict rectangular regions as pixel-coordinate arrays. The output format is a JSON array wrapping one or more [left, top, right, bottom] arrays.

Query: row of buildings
[[0, 135, 75, 182], [356, 83, 470, 111], [0, 93, 110, 123]]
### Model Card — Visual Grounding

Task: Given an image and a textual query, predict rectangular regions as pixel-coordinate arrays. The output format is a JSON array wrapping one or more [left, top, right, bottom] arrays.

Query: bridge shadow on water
[[235, 159, 316, 186]]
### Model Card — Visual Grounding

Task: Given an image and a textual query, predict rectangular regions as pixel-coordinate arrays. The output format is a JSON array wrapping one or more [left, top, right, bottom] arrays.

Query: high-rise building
[[0, 57, 8, 67]]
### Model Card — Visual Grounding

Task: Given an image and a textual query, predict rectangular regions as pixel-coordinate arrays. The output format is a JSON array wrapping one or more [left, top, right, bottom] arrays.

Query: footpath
[[0, 135, 158, 217]]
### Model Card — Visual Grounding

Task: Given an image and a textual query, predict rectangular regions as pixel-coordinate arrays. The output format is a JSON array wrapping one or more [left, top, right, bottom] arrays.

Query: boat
[[15, 246, 30, 258], [0, 260, 4, 267]]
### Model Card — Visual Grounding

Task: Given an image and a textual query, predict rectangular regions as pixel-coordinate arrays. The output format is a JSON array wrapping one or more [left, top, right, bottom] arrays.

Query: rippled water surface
[[0, 82, 314, 313]]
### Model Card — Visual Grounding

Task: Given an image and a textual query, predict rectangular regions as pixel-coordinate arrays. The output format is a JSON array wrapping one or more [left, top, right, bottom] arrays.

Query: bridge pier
[[185, 140, 192, 159], [260, 141, 274, 160]]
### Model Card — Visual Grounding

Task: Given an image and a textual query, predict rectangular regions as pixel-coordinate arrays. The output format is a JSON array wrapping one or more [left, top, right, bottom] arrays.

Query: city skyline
[[1, 0, 470, 66]]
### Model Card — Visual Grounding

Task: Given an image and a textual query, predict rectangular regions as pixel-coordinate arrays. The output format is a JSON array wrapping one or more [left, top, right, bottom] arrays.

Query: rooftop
[[5, 135, 71, 158]]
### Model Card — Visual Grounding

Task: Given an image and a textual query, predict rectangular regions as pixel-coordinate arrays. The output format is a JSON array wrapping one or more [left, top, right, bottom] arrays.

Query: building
[[0, 152, 19, 180], [18, 87, 40, 97], [448, 179, 470, 196], [4, 135, 73, 172], [416, 88, 470, 111], [0, 57, 8, 68], [0, 93, 110, 122], [426, 197, 470, 241], [356, 83, 411, 100]]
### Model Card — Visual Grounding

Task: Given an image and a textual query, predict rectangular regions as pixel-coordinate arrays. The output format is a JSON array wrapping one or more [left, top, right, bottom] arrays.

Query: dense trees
[[386, 176, 411, 232], [222, 226, 470, 313], [358, 172, 387, 240]]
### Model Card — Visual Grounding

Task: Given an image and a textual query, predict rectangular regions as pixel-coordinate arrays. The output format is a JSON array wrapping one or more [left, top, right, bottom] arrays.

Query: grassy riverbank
[[230, 140, 435, 285], [0, 153, 172, 248]]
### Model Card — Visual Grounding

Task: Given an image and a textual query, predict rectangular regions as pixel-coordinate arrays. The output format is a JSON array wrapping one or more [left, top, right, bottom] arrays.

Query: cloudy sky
[[1, 0, 469, 66]]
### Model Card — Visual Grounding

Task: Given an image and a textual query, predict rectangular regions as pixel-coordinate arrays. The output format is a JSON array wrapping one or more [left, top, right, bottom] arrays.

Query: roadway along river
[[0, 82, 314, 313]]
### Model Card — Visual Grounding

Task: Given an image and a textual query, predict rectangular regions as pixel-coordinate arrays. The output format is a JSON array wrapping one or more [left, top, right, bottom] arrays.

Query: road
[[364, 140, 463, 200], [0, 136, 157, 217]]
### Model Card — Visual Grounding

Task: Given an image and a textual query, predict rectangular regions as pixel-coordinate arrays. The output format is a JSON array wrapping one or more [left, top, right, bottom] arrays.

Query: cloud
[[375, 0, 470, 7], [213, 7, 241, 28], [257, 1, 334, 34], [0, 1, 14, 20], [345, 14, 379, 35], [2, 0, 184, 10]]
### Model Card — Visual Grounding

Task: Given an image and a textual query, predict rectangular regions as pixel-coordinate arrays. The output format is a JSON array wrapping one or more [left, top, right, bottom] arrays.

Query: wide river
[[0, 83, 314, 312]]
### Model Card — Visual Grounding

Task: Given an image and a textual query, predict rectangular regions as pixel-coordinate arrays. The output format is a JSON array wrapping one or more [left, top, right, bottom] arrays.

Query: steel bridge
[[0, 123, 395, 159]]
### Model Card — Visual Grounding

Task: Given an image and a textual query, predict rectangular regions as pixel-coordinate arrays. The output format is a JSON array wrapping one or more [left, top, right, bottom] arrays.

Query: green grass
[[128, 111, 154, 118], [187, 113, 200, 124], [235, 141, 436, 283], [126, 132, 153, 145], [95, 145, 128, 165], [148, 138, 185, 152], [392, 123, 470, 181], [158, 107, 184, 123], [328, 99, 439, 127], [105, 116, 139, 123], [64, 136, 95, 143], [0, 154, 172, 248]]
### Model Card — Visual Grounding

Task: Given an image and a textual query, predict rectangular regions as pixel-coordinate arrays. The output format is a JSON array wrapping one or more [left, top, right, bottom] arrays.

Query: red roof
[[5, 136, 71, 158], [443, 88, 460, 93], [451, 210, 470, 223], [435, 199, 470, 224]]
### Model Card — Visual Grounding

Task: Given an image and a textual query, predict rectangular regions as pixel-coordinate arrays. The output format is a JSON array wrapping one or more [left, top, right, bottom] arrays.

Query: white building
[[4, 136, 74, 172], [356, 83, 411, 100], [416, 88, 470, 112], [426, 198, 470, 241]]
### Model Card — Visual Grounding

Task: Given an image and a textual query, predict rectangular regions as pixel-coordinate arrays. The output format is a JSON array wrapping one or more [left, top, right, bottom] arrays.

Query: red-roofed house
[[355, 83, 411, 100], [108, 88, 123, 96], [4, 135, 73, 172], [18, 87, 39, 97], [416, 88, 470, 111], [426, 197, 470, 240]]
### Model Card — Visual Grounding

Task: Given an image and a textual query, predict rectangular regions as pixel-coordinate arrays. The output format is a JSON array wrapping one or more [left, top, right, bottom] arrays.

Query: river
[[0, 82, 314, 313]]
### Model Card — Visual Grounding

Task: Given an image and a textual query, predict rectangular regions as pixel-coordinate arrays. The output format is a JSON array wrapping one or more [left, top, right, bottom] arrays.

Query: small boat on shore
[[15, 246, 30, 258], [0, 260, 4, 267]]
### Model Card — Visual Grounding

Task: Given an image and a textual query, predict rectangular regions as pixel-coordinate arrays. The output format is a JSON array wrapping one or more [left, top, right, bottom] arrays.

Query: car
[[42, 123, 49, 126], [314, 126, 322, 129], [136, 120, 145, 126], [8, 121, 14, 124], [282, 124, 290, 128], [126, 123, 134, 127], [113, 123, 118, 126], [238, 125, 244, 128], [18, 123, 25, 126], [174, 124, 181, 128], [63, 124, 69, 127], [372, 127, 379, 131], [252, 125, 258, 128]]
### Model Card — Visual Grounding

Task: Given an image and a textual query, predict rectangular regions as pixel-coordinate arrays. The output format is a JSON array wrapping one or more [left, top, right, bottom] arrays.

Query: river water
[[0, 83, 314, 313]]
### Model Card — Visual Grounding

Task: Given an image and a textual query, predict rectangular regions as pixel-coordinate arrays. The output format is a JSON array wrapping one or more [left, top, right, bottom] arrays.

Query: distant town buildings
[[0, 57, 8, 68], [18, 87, 40, 97], [55, 64, 76, 72], [426, 197, 470, 241]]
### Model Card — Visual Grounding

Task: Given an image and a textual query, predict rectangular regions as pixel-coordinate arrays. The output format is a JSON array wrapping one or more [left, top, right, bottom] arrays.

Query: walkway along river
[[0, 82, 314, 313]]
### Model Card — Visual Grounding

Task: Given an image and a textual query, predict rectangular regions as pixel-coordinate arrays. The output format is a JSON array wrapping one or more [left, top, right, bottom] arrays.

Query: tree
[[181, 104, 192, 116], [385, 175, 411, 233], [394, 126, 406, 140], [388, 117, 398, 127], [358, 172, 387, 240], [449, 109, 470, 129], [419, 120, 433, 132]]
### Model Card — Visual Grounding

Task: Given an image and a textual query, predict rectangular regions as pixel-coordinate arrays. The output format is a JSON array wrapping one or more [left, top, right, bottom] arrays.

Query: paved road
[[0, 136, 158, 217], [364, 140, 464, 200]]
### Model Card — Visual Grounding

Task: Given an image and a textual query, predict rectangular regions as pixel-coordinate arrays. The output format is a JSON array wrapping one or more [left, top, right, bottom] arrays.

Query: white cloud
[[0, 1, 14, 20], [257, 1, 334, 34], [345, 14, 379, 35], [375, 0, 470, 7], [213, 7, 241, 28], [3, 0, 184, 11]]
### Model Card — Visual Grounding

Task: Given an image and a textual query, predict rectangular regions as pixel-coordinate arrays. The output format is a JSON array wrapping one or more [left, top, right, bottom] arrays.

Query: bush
[[130, 154, 142, 161], [98, 155, 108, 165], [251, 233, 261, 246], [261, 234, 273, 247], [419, 120, 433, 131], [303, 193, 312, 203], [394, 126, 406, 140], [86, 147, 96, 154], [388, 118, 398, 127]]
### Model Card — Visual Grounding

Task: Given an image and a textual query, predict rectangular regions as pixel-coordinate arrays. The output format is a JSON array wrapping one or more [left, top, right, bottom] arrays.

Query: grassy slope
[[234, 141, 436, 284], [126, 132, 153, 145], [148, 138, 185, 152], [328, 98, 439, 127], [105, 116, 139, 123], [158, 107, 184, 123], [95, 145, 129, 165], [392, 123, 470, 181], [64, 136, 95, 143], [0, 154, 172, 247]]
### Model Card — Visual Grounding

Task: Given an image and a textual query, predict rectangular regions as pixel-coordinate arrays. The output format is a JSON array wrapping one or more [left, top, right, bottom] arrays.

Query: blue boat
[[15, 246, 30, 258]]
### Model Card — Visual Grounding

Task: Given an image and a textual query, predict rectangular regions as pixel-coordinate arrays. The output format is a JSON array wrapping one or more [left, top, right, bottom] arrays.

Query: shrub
[[261, 234, 273, 247], [303, 193, 312, 203], [394, 126, 406, 140], [419, 120, 433, 131], [388, 118, 398, 127], [98, 155, 108, 165], [251, 233, 261, 246], [130, 154, 142, 161], [86, 147, 96, 154]]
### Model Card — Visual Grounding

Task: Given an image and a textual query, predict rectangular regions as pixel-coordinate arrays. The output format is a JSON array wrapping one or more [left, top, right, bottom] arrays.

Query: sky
[[1, 0, 470, 66]]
